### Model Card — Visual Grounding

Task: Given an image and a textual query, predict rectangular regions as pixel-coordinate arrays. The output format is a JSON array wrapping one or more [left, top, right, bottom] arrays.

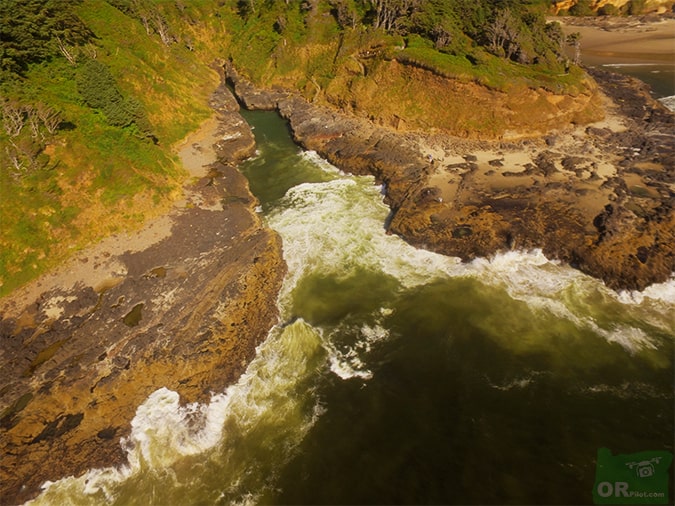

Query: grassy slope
[[222, 4, 597, 137], [0, 0, 224, 296]]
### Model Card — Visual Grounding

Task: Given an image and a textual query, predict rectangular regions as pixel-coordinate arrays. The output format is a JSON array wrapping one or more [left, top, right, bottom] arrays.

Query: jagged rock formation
[[227, 64, 674, 291], [0, 80, 286, 505], [2, 53, 673, 504]]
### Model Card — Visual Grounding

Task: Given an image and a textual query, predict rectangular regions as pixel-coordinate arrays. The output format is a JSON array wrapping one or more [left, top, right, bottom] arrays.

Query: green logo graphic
[[593, 448, 673, 504]]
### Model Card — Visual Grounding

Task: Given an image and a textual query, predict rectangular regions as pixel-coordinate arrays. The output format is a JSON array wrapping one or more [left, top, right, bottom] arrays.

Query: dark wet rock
[[562, 156, 587, 171], [535, 151, 558, 176], [225, 62, 288, 110], [225, 65, 674, 291], [416, 187, 443, 205]]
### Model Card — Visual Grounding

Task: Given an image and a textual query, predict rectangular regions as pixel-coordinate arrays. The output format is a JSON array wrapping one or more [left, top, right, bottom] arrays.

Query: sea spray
[[269, 174, 673, 355], [659, 95, 675, 111]]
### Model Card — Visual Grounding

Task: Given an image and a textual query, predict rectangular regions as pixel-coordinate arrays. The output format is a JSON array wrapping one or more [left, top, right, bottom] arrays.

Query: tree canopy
[[0, 0, 93, 76]]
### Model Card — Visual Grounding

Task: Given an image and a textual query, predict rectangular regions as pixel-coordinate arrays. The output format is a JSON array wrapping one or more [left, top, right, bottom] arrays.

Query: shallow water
[[581, 46, 674, 101], [596, 62, 674, 99]]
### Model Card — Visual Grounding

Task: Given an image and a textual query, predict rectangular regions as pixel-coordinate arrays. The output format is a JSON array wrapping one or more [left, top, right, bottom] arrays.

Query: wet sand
[[558, 16, 675, 65]]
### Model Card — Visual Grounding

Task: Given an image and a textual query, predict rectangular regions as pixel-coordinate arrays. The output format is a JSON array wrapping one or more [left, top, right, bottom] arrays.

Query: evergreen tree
[[76, 59, 154, 139], [0, 0, 92, 75]]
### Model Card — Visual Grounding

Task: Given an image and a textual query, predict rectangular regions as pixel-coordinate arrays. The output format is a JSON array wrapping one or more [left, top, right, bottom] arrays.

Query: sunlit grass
[[0, 0, 224, 296]]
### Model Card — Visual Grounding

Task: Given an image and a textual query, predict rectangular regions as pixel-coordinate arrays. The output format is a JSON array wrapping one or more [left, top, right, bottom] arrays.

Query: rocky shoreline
[[0, 76, 286, 505], [1, 53, 673, 503], [227, 63, 674, 291]]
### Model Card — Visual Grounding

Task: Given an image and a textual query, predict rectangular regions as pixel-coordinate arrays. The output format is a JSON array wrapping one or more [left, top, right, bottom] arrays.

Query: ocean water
[[581, 48, 675, 108], [597, 62, 675, 104], [27, 89, 674, 503]]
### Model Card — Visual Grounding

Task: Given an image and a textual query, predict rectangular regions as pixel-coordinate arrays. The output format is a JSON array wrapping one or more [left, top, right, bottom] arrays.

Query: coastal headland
[[227, 57, 674, 291], [1, 14, 674, 505]]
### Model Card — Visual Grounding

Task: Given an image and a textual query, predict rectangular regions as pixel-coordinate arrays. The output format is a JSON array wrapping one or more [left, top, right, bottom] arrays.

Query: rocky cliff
[[0, 80, 286, 505], [2, 54, 673, 504]]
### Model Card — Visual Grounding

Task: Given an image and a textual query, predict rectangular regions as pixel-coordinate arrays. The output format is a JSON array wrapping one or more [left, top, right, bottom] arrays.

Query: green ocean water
[[28, 92, 674, 505]]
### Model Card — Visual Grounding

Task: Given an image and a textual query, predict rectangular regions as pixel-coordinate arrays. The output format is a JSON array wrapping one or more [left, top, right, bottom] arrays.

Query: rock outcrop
[[552, 0, 674, 14], [226, 64, 674, 291], [0, 80, 286, 505]]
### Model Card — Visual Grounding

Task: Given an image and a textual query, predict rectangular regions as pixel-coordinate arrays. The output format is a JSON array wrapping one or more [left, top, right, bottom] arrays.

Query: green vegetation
[[0, 0, 221, 295], [569, 0, 595, 16], [220, 0, 587, 95], [559, 0, 650, 16], [1, 0, 600, 296], [0, 0, 93, 76]]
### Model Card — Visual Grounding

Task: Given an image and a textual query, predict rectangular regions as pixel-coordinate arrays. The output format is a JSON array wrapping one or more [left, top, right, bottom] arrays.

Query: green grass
[[0, 0, 595, 297], [396, 34, 586, 95], [76, 0, 217, 143], [0, 166, 71, 294], [0, 0, 226, 297]]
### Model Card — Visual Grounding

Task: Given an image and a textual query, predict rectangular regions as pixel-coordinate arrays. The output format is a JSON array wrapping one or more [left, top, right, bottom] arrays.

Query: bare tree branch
[[5, 144, 25, 180], [151, 11, 174, 46], [487, 9, 521, 60], [1, 99, 26, 137], [566, 32, 582, 65], [36, 103, 62, 135], [55, 35, 78, 65], [83, 43, 98, 59], [370, 0, 419, 33], [27, 106, 43, 141]]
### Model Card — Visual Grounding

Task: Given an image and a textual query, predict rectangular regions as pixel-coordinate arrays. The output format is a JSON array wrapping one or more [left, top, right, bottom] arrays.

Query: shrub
[[624, 0, 646, 15], [569, 0, 594, 16], [76, 59, 154, 139], [597, 4, 620, 15]]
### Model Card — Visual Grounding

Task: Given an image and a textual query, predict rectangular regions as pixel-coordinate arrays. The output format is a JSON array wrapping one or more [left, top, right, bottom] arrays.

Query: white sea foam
[[602, 63, 660, 68], [658, 95, 675, 112], [598, 325, 657, 354], [328, 352, 373, 380], [270, 168, 672, 357], [300, 150, 345, 175], [584, 381, 667, 399], [34, 388, 231, 503], [323, 320, 390, 380], [269, 176, 462, 304], [29, 138, 673, 504], [487, 372, 542, 391], [29, 320, 325, 505], [617, 275, 675, 305]]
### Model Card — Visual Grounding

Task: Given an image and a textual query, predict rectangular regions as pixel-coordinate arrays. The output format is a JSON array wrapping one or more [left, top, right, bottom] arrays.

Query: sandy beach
[[558, 15, 675, 65]]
